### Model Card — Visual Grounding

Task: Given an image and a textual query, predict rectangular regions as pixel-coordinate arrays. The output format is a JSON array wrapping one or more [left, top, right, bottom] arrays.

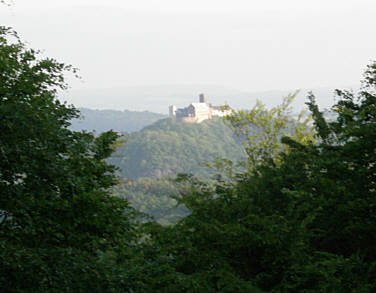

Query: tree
[[0, 26, 141, 292], [224, 92, 315, 169], [148, 63, 376, 292]]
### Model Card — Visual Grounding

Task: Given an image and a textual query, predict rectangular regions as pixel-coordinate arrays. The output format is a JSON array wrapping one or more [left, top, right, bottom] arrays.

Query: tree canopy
[[110, 117, 246, 179], [0, 26, 142, 292], [145, 62, 376, 292], [2, 8, 376, 291]]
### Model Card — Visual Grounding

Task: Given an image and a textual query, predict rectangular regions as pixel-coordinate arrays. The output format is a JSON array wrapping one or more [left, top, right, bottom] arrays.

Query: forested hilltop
[[69, 107, 166, 133], [2, 15, 376, 292], [109, 117, 246, 224], [110, 117, 246, 179]]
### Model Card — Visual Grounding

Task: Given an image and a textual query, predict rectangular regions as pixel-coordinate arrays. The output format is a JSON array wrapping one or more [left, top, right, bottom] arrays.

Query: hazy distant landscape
[[2, 0, 376, 291], [63, 84, 352, 114], [70, 107, 166, 133]]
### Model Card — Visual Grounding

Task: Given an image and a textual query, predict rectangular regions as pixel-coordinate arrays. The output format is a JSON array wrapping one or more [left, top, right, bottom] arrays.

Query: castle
[[169, 93, 232, 123]]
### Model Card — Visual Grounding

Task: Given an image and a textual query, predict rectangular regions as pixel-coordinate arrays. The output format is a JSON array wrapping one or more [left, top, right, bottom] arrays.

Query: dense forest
[[1, 18, 376, 293], [112, 178, 189, 225], [110, 96, 314, 225], [110, 117, 246, 179], [108, 117, 246, 224]]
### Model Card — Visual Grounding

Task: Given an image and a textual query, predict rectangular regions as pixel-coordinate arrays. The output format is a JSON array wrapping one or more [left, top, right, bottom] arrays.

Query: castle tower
[[199, 93, 206, 103], [169, 105, 177, 117]]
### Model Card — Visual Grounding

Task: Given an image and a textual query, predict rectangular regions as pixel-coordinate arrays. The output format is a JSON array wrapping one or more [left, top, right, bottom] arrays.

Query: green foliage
[[0, 26, 143, 292], [112, 178, 189, 225], [110, 117, 246, 179], [225, 92, 315, 169], [109, 118, 247, 227], [3, 11, 376, 291], [146, 63, 376, 291]]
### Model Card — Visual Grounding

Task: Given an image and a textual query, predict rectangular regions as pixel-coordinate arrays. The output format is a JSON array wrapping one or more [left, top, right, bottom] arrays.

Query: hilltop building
[[169, 93, 232, 123]]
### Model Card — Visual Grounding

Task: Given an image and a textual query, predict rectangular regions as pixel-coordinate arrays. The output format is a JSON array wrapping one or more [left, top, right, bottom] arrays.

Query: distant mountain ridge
[[63, 84, 359, 114], [69, 108, 166, 133]]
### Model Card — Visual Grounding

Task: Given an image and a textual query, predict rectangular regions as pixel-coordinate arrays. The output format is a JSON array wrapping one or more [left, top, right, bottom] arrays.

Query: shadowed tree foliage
[[112, 177, 189, 225], [2, 4, 376, 290], [0, 26, 148, 292], [145, 62, 376, 292]]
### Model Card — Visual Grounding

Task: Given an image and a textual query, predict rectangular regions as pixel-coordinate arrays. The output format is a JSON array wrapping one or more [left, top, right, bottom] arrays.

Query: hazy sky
[[1, 0, 376, 93]]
